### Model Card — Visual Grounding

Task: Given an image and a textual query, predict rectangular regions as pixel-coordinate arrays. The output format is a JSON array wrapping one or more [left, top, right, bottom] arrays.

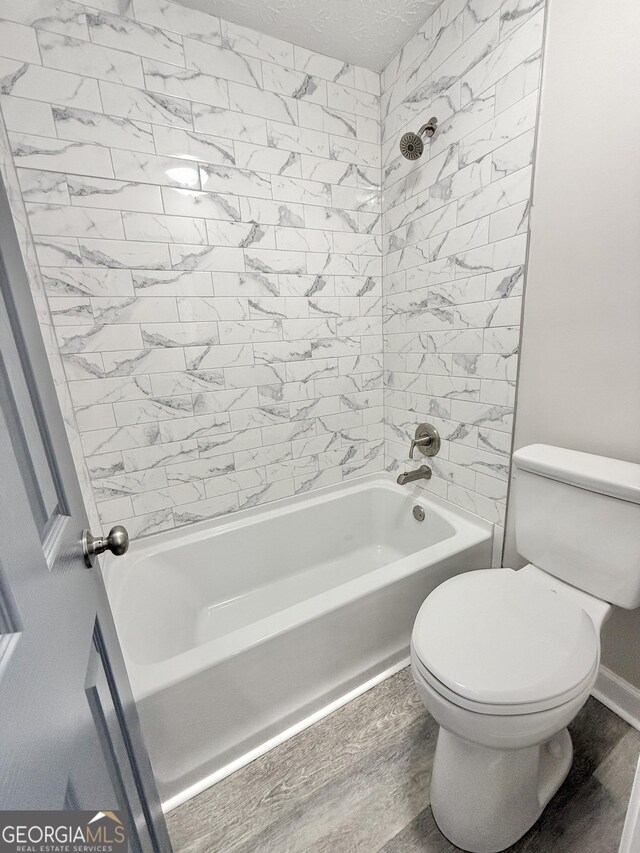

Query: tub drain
[[413, 505, 425, 522]]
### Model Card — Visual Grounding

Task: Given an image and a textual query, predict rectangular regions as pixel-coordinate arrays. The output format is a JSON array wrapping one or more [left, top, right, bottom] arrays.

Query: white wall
[[381, 0, 545, 532], [505, 0, 640, 685]]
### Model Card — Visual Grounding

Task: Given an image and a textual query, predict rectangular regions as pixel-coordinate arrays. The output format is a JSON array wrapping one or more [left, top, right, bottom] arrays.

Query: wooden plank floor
[[167, 667, 640, 853]]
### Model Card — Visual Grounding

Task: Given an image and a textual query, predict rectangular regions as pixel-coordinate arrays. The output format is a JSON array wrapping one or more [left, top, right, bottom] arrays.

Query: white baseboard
[[592, 665, 640, 732]]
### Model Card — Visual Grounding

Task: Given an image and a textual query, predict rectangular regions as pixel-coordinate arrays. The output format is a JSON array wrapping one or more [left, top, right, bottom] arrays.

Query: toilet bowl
[[410, 445, 640, 853], [411, 565, 609, 853]]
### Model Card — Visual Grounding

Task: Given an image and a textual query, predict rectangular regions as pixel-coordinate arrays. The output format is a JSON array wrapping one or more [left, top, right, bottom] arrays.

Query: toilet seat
[[411, 650, 598, 716], [411, 568, 600, 716]]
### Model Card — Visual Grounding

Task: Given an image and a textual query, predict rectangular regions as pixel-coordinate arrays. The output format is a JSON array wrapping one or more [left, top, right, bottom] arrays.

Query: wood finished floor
[[167, 667, 640, 853]]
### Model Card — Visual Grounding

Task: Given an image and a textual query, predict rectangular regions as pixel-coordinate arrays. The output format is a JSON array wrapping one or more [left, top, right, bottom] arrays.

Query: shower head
[[399, 117, 438, 160], [399, 131, 425, 160]]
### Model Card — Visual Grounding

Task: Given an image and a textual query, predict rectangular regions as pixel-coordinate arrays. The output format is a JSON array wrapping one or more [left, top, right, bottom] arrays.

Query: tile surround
[[381, 0, 545, 534], [0, 0, 544, 537], [0, 0, 385, 536]]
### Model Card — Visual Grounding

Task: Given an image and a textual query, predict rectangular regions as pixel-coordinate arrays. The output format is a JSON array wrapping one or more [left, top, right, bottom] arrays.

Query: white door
[[0, 175, 172, 852]]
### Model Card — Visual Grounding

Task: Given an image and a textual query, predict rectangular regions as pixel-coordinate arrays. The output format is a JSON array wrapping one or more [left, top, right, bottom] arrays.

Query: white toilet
[[411, 444, 640, 853]]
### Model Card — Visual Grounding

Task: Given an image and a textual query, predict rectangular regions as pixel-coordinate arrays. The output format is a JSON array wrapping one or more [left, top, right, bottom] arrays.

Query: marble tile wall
[[380, 0, 545, 535], [1, 0, 547, 540], [0, 0, 385, 536]]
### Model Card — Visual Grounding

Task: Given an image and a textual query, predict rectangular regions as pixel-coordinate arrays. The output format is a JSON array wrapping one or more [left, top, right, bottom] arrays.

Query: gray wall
[[505, 0, 640, 685]]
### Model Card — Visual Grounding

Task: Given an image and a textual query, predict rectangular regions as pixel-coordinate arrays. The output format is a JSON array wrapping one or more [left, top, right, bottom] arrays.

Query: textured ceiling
[[175, 0, 444, 72]]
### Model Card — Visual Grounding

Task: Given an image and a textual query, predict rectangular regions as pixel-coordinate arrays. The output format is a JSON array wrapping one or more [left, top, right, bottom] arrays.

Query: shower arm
[[417, 120, 437, 139]]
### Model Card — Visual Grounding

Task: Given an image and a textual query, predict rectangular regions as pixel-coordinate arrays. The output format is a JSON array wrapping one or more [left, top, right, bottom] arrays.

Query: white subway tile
[[0, 60, 101, 109], [87, 10, 184, 66], [229, 81, 297, 125], [1, 96, 56, 137], [192, 103, 267, 145], [133, 0, 222, 44], [3, 0, 89, 40], [184, 38, 262, 87], [67, 175, 163, 213], [168, 243, 245, 272], [37, 30, 145, 86], [221, 20, 294, 67], [143, 58, 229, 109], [99, 81, 192, 129], [200, 163, 271, 199], [0, 19, 42, 64], [54, 105, 155, 153], [27, 202, 125, 239], [111, 150, 201, 188], [122, 211, 207, 244]]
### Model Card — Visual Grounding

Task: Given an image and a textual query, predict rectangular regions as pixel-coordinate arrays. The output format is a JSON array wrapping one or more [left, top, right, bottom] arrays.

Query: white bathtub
[[104, 473, 492, 809]]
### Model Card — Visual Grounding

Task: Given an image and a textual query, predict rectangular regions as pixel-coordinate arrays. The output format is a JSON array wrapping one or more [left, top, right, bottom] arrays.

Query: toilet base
[[430, 726, 573, 853]]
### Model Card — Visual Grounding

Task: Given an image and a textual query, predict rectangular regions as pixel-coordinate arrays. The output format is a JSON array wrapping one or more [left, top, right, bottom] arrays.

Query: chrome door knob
[[82, 525, 129, 568]]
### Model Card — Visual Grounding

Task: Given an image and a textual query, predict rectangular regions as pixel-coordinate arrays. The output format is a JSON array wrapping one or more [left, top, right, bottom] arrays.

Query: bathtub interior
[[114, 481, 458, 667]]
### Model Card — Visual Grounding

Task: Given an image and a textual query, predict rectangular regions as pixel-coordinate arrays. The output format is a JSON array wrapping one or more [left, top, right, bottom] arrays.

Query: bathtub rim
[[107, 472, 491, 564], [104, 473, 494, 699]]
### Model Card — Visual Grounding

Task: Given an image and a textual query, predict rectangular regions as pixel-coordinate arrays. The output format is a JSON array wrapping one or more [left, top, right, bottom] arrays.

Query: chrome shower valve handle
[[409, 435, 432, 459]]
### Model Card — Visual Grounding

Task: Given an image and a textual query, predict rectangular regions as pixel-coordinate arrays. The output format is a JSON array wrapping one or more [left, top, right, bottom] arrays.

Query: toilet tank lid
[[513, 444, 640, 505]]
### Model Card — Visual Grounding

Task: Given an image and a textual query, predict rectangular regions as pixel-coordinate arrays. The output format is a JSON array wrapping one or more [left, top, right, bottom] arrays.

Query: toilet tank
[[512, 445, 640, 608]]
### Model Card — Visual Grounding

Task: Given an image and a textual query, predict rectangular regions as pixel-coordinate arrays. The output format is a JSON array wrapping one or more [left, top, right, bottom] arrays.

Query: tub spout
[[397, 465, 432, 485]]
